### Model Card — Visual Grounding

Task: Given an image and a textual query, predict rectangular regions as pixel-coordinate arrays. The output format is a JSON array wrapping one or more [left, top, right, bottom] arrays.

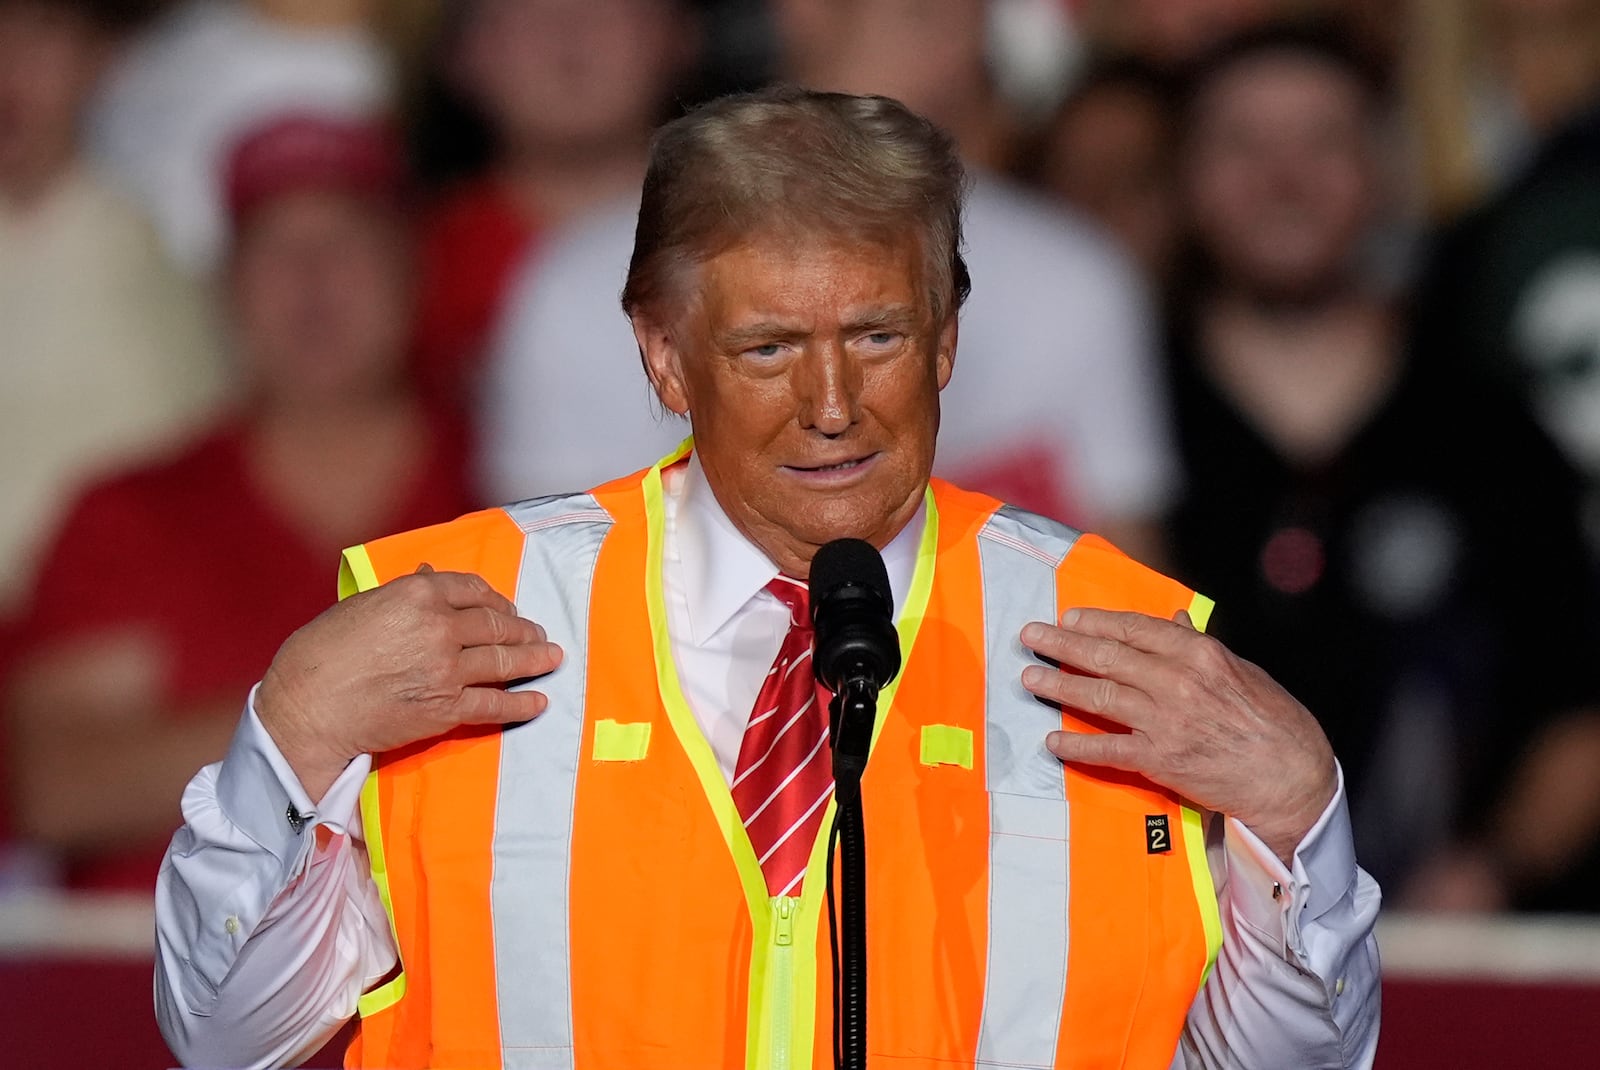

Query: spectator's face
[[1182, 53, 1376, 300], [1112, 0, 1273, 68], [0, 5, 103, 198], [637, 233, 956, 576], [776, 0, 987, 124], [1041, 83, 1177, 283], [455, 0, 686, 153], [229, 190, 413, 406]]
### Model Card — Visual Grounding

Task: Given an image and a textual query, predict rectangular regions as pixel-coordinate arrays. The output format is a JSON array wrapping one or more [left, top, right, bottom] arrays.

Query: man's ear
[[934, 313, 958, 390], [634, 316, 691, 416]]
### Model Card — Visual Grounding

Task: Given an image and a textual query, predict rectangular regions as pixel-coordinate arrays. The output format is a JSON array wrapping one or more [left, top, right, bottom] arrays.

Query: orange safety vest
[[337, 446, 1222, 1070]]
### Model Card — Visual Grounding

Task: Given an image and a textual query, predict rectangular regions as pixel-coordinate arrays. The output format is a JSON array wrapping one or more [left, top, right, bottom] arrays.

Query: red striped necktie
[[731, 575, 835, 898]]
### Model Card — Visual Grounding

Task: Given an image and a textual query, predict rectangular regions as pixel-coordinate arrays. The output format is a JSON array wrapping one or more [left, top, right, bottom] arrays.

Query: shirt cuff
[[1222, 763, 1358, 964], [213, 684, 371, 867]]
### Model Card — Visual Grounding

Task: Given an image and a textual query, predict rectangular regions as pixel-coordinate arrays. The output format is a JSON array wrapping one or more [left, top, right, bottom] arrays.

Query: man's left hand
[[1019, 608, 1336, 866]]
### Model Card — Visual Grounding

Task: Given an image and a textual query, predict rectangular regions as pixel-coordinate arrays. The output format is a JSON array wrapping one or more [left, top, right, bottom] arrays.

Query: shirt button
[[224, 916, 240, 935], [1271, 881, 1283, 900], [1336, 977, 1346, 997]]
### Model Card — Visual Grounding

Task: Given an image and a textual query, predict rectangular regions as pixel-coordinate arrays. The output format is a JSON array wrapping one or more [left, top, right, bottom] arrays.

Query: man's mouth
[[783, 453, 881, 476]]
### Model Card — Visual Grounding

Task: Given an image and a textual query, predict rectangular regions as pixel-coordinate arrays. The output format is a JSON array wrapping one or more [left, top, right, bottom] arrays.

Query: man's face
[[229, 189, 413, 407], [1119, 0, 1275, 67], [1043, 82, 1177, 282], [0, 5, 103, 199], [1182, 52, 1376, 300], [637, 233, 956, 577], [455, 0, 685, 154], [775, 0, 986, 127]]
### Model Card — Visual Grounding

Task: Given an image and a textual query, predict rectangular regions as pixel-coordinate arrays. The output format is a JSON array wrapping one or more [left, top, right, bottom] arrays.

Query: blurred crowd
[[3, 0, 1600, 916]]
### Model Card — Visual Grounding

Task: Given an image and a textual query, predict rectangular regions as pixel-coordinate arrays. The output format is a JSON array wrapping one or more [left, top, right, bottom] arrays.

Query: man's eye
[[751, 343, 783, 358], [862, 331, 900, 348]]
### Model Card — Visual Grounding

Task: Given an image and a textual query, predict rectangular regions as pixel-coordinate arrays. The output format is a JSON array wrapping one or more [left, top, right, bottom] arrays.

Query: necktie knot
[[766, 575, 810, 629]]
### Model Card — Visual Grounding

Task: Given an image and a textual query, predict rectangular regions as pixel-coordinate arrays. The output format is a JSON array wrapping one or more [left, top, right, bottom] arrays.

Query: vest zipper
[[769, 894, 798, 1070]]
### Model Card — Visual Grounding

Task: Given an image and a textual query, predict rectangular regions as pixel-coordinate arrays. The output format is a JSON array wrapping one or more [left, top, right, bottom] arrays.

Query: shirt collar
[[677, 453, 925, 643]]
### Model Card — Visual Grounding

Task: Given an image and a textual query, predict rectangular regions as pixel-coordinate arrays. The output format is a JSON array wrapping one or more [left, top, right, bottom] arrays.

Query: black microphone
[[810, 537, 900, 693], [810, 538, 898, 1070], [810, 538, 901, 798]]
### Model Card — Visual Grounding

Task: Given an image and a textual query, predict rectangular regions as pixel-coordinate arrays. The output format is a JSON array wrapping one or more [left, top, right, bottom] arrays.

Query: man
[[6, 111, 472, 891], [482, 0, 1177, 566], [155, 89, 1379, 1068], [1076, 0, 1278, 71], [1406, 15, 1600, 911], [1412, 55, 1600, 525], [0, 0, 219, 618], [87, 0, 392, 273], [1029, 59, 1180, 289], [412, 0, 698, 398], [1163, 23, 1600, 910]]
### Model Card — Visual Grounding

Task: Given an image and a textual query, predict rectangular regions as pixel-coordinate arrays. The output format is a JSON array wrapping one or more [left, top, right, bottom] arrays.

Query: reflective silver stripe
[[978, 505, 1079, 798], [975, 506, 1080, 1067], [980, 793, 1070, 1066], [492, 494, 613, 1069]]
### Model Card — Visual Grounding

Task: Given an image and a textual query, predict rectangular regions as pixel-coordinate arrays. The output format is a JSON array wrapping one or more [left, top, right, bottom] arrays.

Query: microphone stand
[[828, 674, 878, 1070]]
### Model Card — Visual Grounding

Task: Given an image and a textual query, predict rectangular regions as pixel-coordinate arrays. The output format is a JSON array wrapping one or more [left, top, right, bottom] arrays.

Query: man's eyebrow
[[714, 306, 922, 350], [714, 321, 806, 350], [844, 305, 920, 332]]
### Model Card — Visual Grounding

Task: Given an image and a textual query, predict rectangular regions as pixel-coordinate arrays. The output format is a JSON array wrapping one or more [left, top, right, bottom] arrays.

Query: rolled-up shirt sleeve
[[1180, 766, 1382, 1069], [155, 688, 395, 1069]]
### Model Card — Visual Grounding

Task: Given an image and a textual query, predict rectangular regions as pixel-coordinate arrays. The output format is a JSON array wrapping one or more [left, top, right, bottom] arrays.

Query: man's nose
[[798, 341, 860, 437]]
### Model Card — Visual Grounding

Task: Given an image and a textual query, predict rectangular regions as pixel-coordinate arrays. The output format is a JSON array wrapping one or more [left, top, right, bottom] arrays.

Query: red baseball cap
[[223, 112, 407, 229]]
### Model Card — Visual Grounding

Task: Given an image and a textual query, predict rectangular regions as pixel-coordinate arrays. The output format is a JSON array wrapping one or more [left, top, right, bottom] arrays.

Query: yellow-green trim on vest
[[355, 772, 407, 1018], [338, 543, 380, 602], [591, 719, 653, 761], [333, 547, 410, 1018], [919, 724, 975, 769], [1179, 589, 1224, 989], [638, 440, 940, 1070]]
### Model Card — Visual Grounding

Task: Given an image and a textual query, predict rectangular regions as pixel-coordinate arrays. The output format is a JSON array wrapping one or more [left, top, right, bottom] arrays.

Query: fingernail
[[1061, 608, 1080, 627], [1022, 666, 1043, 688], [1045, 731, 1064, 750], [1021, 623, 1043, 645]]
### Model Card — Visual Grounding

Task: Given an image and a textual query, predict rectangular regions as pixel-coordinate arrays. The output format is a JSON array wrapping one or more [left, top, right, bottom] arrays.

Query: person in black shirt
[[1414, 94, 1600, 554], [1165, 23, 1600, 910]]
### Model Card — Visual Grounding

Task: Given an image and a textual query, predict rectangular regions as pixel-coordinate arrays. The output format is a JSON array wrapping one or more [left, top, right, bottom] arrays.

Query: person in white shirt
[[482, 0, 1178, 569], [87, 0, 392, 275], [155, 87, 1379, 1069]]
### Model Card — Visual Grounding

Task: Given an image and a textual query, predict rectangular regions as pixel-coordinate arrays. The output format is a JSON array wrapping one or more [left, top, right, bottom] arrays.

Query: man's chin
[[784, 492, 923, 554]]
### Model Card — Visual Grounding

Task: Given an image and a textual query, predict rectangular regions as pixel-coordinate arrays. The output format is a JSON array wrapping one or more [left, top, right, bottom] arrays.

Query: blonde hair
[[622, 86, 971, 326]]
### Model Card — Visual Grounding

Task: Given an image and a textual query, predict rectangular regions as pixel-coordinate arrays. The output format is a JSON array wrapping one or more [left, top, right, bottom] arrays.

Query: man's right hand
[[256, 568, 563, 801]]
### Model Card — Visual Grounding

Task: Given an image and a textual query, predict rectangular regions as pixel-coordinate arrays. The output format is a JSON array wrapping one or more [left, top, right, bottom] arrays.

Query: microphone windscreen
[[809, 538, 893, 616]]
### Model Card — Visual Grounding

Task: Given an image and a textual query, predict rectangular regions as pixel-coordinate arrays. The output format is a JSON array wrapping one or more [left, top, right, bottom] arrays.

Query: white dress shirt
[[664, 457, 926, 781], [154, 459, 1380, 1069]]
